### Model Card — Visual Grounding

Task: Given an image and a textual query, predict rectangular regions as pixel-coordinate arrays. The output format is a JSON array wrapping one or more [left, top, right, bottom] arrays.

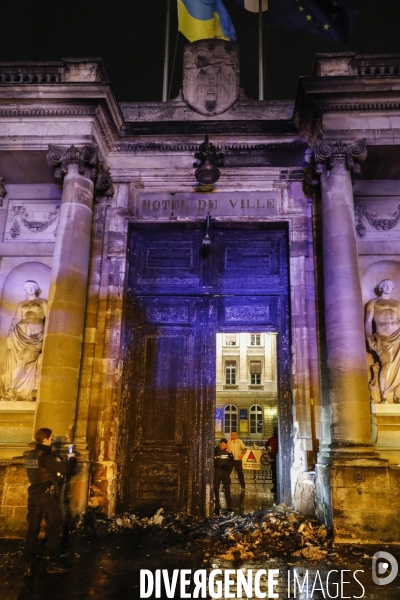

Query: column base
[[316, 445, 400, 543], [317, 442, 388, 466]]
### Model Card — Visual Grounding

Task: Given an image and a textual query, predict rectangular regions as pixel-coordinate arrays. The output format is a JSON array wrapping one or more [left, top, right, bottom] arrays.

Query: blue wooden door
[[118, 225, 290, 516]]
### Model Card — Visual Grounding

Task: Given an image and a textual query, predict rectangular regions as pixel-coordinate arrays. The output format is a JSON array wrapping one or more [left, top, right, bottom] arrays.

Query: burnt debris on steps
[[74, 503, 333, 563]]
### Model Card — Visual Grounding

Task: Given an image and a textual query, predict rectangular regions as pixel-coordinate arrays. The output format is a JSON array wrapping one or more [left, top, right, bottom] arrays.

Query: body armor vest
[[214, 448, 233, 470], [25, 447, 55, 486]]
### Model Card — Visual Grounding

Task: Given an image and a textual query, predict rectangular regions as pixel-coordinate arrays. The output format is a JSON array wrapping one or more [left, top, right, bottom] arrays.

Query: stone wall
[[0, 459, 28, 537], [331, 464, 400, 543]]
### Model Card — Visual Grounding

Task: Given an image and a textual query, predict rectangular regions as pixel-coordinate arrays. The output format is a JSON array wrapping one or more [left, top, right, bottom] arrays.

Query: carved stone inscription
[[137, 191, 278, 219]]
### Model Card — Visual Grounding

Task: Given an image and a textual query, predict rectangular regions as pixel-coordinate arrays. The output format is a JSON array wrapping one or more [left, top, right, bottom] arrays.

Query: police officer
[[24, 427, 76, 576], [214, 438, 234, 515]]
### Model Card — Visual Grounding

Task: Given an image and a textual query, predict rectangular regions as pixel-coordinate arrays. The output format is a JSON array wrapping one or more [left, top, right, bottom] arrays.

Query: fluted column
[[313, 139, 372, 447], [34, 145, 113, 443]]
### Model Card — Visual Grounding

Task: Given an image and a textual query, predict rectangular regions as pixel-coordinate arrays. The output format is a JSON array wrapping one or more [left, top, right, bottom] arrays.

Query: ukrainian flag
[[178, 0, 236, 43]]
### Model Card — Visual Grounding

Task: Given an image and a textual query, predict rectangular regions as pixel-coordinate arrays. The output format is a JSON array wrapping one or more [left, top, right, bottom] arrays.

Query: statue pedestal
[[371, 403, 400, 463], [0, 401, 35, 459]]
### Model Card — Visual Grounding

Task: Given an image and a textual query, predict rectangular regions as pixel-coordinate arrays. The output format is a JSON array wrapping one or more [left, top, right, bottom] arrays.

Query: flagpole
[[162, 0, 171, 102], [258, 0, 263, 101]]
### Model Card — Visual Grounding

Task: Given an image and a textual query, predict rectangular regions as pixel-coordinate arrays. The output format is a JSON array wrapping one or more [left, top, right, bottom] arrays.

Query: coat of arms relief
[[183, 40, 240, 117]]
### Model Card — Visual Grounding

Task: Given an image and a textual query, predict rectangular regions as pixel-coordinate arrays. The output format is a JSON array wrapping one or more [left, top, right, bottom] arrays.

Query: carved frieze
[[5, 202, 60, 242], [145, 306, 190, 324], [354, 200, 400, 238], [225, 305, 270, 322]]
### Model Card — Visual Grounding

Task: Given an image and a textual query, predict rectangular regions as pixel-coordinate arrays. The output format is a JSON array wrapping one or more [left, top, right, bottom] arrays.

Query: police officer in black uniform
[[214, 438, 234, 515], [24, 427, 76, 576]]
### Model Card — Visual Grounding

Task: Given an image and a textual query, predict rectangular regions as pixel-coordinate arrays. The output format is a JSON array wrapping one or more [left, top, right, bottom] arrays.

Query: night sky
[[1, 0, 399, 103]]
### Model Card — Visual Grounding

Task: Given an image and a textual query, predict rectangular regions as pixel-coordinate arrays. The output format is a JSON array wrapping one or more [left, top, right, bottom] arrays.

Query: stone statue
[[1, 280, 47, 401], [365, 279, 400, 403]]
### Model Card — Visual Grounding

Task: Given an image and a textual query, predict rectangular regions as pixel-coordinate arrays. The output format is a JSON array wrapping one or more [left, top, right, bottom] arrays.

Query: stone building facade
[[215, 331, 278, 444], [0, 49, 400, 542]]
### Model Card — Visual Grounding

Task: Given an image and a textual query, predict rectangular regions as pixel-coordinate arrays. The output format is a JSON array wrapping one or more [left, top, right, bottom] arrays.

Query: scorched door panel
[[119, 293, 204, 515]]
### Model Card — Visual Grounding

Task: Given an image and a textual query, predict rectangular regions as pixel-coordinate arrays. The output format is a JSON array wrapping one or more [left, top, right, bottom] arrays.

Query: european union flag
[[232, 0, 357, 43], [178, 0, 237, 43]]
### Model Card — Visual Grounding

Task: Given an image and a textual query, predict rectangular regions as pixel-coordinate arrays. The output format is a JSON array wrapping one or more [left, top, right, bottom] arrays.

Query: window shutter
[[250, 361, 261, 374]]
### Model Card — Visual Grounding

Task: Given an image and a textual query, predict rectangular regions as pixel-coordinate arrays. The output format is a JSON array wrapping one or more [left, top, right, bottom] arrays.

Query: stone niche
[[360, 258, 400, 461], [0, 261, 51, 457]]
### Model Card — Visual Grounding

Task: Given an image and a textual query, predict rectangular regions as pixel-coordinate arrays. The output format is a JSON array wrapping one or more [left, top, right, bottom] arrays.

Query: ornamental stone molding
[[47, 144, 114, 203], [95, 161, 114, 204], [354, 202, 400, 238]]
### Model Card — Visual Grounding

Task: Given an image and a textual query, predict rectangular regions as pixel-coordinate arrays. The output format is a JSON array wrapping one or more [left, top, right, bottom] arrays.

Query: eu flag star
[[251, 0, 359, 44]]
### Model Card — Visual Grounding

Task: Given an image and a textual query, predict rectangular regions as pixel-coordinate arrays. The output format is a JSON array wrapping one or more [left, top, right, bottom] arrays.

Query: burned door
[[118, 227, 214, 517], [118, 224, 290, 516]]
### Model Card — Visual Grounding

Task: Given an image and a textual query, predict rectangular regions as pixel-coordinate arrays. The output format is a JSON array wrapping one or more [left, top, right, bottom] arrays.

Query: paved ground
[[1, 484, 399, 599], [1, 533, 399, 600]]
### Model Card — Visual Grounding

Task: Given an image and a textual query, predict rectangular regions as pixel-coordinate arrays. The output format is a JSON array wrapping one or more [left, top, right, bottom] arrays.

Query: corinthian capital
[[314, 139, 367, 175], [47, 144, 99, 181]]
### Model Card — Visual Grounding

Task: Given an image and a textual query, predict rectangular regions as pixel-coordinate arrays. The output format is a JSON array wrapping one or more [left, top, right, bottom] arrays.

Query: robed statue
[[365, 279, 400, 403], [1, 280, 47, 401]]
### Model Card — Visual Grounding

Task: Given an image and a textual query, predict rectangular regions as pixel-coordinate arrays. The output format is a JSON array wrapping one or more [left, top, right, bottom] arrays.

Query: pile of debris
[[75, 504, 332, 562], [193, 504, 330, 562]]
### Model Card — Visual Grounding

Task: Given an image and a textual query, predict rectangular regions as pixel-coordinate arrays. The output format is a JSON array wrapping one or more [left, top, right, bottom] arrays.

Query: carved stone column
[[313, 139, 372, 448], [34, 145, 113, 444]]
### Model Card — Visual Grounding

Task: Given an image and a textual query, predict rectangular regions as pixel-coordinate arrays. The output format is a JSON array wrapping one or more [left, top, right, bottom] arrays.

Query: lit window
[[225, 361, 236, 385], [224, 404, 238, 434], [250, 361, 261, 385], [250, 404, 263, 434], [225, 334, 236, 346], [250, 334, 261, 346]]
